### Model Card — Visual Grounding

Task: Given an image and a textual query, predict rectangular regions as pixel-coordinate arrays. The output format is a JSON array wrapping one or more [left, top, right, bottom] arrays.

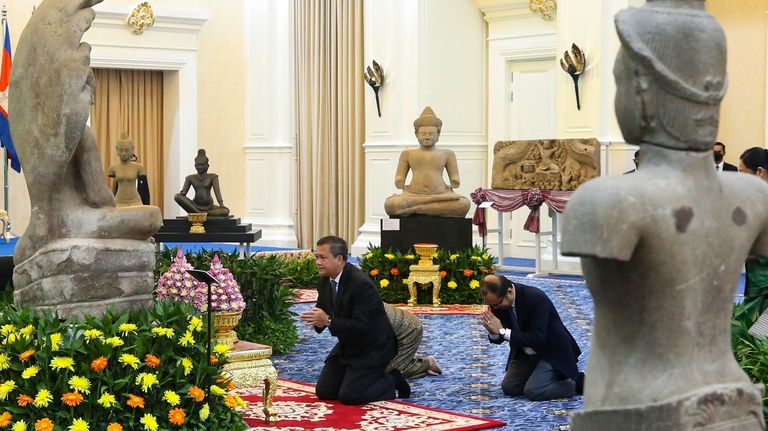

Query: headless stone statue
[[562, 1, 765, 430], [384, 107, 470, 218], [174, 149, 230, 217], [10, 0, 162, 318], [108, 133, 146, 207]]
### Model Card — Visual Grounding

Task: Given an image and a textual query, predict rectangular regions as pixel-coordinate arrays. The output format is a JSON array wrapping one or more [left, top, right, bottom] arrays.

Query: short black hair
[[634, 150, 639, 158], [740, 147, 768, 171], [316, 236, 348, 261], [713, 142, 726, 151], [480, 275, 512, 298]]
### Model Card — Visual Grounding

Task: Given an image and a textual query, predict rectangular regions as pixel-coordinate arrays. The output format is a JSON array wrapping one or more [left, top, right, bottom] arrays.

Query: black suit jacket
[[489, 282, 581, 380], [315, 262, 397, 368], [722, 162, 738, 172]]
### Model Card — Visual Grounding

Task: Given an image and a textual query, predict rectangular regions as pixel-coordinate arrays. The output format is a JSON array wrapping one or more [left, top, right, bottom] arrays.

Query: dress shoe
[[575, 372, 585, 395], [389, 369, 411, 399]]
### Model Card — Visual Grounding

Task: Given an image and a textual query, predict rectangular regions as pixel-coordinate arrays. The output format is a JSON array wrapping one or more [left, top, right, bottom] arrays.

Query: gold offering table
[[406, 243, 441, 306], [224, 341, 278, 424]]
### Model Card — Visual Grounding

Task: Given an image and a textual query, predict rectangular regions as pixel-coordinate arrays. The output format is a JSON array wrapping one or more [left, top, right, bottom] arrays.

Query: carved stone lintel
[[127, 2, 155, 34]]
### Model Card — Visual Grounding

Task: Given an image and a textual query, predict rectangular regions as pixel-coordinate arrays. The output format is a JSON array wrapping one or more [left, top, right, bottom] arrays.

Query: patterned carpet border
[[392, 304, 487, 315], [238, 378, 506, 431], [293, 289, 318, 303]]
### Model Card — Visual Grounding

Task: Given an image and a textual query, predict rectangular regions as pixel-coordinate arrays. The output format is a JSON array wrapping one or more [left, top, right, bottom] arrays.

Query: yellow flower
[[179, 331, 195, 347], [365, 252, 373, 259], [162, 390, 180, 406], [469, 279, 480, 289], [4, 333, 18, 344], [21, 366, 39, 380], [48, 333, 62, 351], [0, 325, 14, 336], [180, 358, 193, 376], [104, 337, 124, 348], [234, 395, 247, 408], [135, 373, 158, 392], [118, 354, 140, 369], [199, 403, 210, 421], [68, 418, 88, 431], [482, 254, 489, 260], [209, 385, 226, 397], [0, 354, 10, 371], [404, 254, 415, 260], [50, 356, 74, 371], [150, 327, 174, 338], [384, 253, 395, 260], [188, 316, 203, 332], [449, 254, 459, 261], [33, 389, 52, 407], [139, 414, 158, 431], [213, 344, 231, 355], [0, 381, 16, 400], [82, 329, 104, 342], [447, 280, 458, 289], [379, 279, 390, 288], [118, 323, 137, 336], [471, 256, 482, 261], [19, 325, 34, 336], [11, 420, 25, 431], [97, 392, 117, 408], [68, 376, 91, 394]]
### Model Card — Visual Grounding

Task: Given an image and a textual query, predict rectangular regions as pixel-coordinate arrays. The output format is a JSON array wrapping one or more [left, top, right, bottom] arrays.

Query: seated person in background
[[480, 274, 583, 401], [108, 133, 148, 207], [174, 149, 230, 217], [384, 303, 442, 378], [299, 236, 410, 404], [384, 106, 470, 218]]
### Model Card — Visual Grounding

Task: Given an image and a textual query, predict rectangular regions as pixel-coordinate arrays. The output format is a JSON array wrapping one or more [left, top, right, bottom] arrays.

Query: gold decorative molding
[[529, 0, 557, 21], [127, 2, 155, 34]]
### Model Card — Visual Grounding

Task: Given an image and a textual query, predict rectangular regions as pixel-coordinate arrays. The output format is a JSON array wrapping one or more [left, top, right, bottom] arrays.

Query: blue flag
[[0, 22, 20, 172]]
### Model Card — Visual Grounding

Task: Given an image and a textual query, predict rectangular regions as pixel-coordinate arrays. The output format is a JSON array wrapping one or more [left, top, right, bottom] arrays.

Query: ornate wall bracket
[[529, 0, 557, 21], [364, 60, 384, 117], [127, 2, 155, 35]]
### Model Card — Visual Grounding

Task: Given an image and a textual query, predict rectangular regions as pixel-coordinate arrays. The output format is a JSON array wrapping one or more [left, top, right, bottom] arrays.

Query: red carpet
[[238, 379, 505, 431], [293, 288, 318, 303]]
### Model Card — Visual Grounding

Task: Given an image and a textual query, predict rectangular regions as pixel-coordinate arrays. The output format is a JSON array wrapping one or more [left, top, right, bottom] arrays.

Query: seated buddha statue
[[174, 149, 230, 217], [384, 107, 470, 218]]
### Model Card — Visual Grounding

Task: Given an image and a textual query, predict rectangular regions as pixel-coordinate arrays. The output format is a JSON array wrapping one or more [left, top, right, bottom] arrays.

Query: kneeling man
[[300, 236, 410, 404], [480, 274, 583, 400]]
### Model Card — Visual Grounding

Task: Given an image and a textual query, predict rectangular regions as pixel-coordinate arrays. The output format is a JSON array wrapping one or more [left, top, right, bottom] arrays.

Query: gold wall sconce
[[560, 43, 586, 110], [127, 2, 155, 35], [364, 60, 384, 117]]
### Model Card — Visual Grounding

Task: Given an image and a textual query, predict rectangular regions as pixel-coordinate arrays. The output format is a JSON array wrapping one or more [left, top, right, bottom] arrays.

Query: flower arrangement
[[359, 245, 497, 304], [0, 301, 248, 431], [155, 248, 206, 305], [194, 254, 246, 313]]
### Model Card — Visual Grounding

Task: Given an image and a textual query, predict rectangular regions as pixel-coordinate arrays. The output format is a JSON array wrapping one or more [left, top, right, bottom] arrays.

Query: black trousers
[[316, 355, 396, 405]]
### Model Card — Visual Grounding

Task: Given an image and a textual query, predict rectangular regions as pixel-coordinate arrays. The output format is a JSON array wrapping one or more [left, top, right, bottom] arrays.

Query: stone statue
[[174, 149, 230, 217], [10, 0, 162, 318], [561, 1, 765, 430], [384, 107, 470, 218], [108, 133, 146, 207]]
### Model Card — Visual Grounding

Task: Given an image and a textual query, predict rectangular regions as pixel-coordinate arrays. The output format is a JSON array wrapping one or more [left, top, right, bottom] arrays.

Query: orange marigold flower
[[17, 394, 33, 407], [19, 349, 36, 362], [463, 269, 474, 277], [188, 386, 205, 402], [439, 270, 447, 279], [227, 381, 236, 391], [61, 392, 84, 407], [390, 268, 399, 276], [34, 418, 54, 431], [91, 356, 108, 372], [224, 395, 238, 409], [0, 412, 11, 427], [209, 355, 218, 365], [127, 394, 145, 408], [106, 423, 123, 431], [168, 408, 186, 426], [369, 268, 379, 276], [144, 354, 160, 368]]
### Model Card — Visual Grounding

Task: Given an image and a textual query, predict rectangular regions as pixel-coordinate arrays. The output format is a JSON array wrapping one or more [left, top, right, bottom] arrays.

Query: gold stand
[[223, 341, 278, 424], [188, 212, 207, 234], [406, 243, 441, 306]]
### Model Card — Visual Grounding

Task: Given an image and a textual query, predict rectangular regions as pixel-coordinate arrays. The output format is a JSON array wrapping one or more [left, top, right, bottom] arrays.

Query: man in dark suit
[[299, 235, 410, 404], [713, 142, 738, 172], [479, 274, 583, 400]]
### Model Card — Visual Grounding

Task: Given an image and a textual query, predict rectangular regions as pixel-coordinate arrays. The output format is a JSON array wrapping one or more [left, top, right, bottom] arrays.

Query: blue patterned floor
[[272, 273, 593, 431]]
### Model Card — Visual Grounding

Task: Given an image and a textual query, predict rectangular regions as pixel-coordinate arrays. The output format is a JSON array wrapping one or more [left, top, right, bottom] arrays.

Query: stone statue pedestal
[[12, 238, 156, 319], [570, 384, 764, 431], [380, 215, 472, 253]]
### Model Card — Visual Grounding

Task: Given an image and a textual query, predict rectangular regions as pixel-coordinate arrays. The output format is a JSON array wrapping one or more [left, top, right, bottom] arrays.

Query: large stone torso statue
[[562, 1, 765, 430], [174, 149, 230, 217], [10, 0, 162, 318], [384, 106, 470, 218], [108, 134, 146, 207]]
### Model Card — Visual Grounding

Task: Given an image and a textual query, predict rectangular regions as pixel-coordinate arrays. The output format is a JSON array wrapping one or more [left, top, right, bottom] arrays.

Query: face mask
[[713, 152, 724, 163]]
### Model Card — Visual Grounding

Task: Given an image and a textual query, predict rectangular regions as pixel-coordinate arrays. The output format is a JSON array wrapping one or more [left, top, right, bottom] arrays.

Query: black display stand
[[154, 216, 261, 257], [380, 215, 472, 253]]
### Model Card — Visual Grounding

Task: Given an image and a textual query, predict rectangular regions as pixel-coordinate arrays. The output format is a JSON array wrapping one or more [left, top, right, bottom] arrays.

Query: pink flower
[[155, 248, 206, 305], [193, 254, 246, 312]]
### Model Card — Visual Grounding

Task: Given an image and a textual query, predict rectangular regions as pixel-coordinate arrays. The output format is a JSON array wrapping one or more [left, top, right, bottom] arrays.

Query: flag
[[0, 21, 20, 172]]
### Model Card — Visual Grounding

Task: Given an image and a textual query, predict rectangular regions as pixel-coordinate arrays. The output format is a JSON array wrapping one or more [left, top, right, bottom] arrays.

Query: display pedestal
[[380, 215, 472, 253], [224, 341, 278, 424], [154, 217, 261, 257]]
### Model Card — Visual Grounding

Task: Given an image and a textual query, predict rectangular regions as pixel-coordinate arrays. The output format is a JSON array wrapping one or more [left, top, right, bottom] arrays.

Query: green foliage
[[154, 248, 319, 354], [732, 302, 768, 421], [0, 281, 12, 306], [358, 244, 497, 304], [0, 300, 247, 431]]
